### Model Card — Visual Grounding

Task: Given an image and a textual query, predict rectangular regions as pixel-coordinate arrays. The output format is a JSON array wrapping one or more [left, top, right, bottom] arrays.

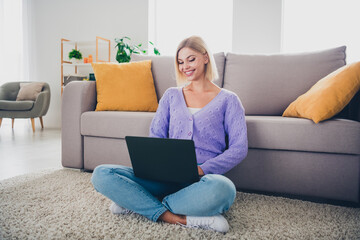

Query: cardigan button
[[188, 131, 192, 136], [189, 117, 192, 121]]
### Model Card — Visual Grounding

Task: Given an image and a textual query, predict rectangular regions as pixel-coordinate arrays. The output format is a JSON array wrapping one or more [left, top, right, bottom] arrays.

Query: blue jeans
[[91, 164, 236, 222]]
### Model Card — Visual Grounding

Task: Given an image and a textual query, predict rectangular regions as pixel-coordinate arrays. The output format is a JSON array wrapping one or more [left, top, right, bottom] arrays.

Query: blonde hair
[[175, 36, 218, 86]]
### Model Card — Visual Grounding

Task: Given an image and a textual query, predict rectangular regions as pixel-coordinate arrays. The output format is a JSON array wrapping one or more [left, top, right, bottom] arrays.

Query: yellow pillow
[[92, 60, 158, 111], [283, 62, 360, 123]]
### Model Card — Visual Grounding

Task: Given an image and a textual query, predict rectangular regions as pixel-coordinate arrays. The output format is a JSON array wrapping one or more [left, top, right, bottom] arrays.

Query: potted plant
[[68, 49, 83, 64], [115, 37, 160, 63]]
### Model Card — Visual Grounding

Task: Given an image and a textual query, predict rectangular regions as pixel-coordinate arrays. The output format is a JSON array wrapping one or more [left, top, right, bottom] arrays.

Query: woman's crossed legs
[[91, 164, 236, 228]]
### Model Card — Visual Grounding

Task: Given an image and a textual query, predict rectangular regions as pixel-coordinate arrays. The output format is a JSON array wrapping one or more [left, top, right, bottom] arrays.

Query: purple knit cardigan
[[149, 87, 248, 175]]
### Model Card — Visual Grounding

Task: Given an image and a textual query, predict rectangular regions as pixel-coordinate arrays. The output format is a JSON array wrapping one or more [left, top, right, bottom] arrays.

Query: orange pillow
[[92, 61, 158, 111], [283, 62, 360, 123]]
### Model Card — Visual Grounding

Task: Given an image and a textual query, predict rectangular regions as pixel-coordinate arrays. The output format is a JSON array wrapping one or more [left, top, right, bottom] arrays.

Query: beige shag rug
[[0, 169, 359, 240]]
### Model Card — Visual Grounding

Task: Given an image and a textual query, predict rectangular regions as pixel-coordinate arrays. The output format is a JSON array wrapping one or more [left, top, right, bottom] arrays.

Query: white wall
[[30, 0, 283, 129], [150, 0, 233, 55], [232, 0, 282, 54], [30, 0, 149, 128]]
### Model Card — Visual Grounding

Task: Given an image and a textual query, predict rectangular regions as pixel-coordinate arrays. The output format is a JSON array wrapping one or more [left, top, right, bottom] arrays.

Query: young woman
[[91, 36, 248, 233]]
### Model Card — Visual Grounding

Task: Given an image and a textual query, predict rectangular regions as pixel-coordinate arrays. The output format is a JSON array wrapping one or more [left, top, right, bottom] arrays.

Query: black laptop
[[125, 136, 200, 184]]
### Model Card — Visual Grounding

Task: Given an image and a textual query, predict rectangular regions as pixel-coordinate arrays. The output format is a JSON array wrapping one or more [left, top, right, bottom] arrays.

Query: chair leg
[[39, 117, 44, 129], [0, 118, 2, 127], [30, 118, 35, 133], [12, 118, 14, 128]]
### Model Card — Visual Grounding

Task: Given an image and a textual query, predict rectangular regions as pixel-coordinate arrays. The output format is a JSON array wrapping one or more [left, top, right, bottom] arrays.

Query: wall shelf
[[62, 63, 93, 67], [60, 36, 111, 95]]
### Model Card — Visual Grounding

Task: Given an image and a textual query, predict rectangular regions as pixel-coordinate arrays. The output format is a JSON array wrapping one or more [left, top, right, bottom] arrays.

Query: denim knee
[[202, 174, 237, 212], [91, 164, 113, 192]]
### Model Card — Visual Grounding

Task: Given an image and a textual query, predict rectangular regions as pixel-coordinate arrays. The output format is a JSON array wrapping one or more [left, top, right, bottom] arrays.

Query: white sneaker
[[109, 202, 133, 215], [186, 215, 229, 233]]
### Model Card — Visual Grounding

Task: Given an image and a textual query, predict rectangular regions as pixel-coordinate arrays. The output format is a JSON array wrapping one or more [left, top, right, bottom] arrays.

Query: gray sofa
[[62, 46, 360, 203]]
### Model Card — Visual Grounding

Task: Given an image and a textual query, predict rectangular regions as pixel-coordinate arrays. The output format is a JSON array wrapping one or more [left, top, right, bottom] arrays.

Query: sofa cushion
[[92, 61, 158, 112], [283, 61, 360, 123], [81, 111, 155, 138], [224, 46, 346, 115], [131, 55, 176, 101], [246, 116, 360, 155], [81, 112, 360, 155], [0, 100, 34, 110], [131, 52, 226, 100]]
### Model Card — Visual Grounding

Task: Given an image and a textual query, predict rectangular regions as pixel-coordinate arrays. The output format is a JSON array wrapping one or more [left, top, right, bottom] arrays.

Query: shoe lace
[[191, 217, 215, 230], [124, 209, 132, 214]]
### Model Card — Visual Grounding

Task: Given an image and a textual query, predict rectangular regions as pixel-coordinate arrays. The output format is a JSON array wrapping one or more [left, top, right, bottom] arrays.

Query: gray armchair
[[0, 82, 51, 132]]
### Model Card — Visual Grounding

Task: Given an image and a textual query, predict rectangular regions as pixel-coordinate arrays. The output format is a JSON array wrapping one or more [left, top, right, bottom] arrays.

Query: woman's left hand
[[198, 166, 205, 176]]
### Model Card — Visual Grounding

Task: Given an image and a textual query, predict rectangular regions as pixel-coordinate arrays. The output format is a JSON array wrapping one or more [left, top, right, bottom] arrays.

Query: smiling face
[[177, 47, 209, 82]]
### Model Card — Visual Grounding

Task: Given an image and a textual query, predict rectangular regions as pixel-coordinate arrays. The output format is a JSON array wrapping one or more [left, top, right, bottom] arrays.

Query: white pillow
[[16, 82, 45, 101]]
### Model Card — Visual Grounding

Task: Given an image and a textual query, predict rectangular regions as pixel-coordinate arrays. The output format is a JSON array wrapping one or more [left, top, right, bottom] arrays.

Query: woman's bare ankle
[[159, 210, 186, 225]]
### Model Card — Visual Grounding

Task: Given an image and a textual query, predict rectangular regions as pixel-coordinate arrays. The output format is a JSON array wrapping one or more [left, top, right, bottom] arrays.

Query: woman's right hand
[[198, 166, 205, 176]]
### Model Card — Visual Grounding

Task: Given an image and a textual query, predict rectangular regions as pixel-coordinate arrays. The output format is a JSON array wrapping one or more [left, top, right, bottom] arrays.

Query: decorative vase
[[70, 58, 81, 64]]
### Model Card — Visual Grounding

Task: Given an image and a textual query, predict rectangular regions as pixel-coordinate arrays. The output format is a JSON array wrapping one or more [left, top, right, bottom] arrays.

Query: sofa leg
[[31, 118, 35, 133], [12, 118, 14, 128], [39, 117, 44, 129], [0, 118, 2, 127]]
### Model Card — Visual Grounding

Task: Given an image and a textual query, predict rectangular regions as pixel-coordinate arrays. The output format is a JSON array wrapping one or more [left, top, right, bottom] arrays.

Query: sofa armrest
[[29, 89, 51, 118], [62, 81, 96, 169]]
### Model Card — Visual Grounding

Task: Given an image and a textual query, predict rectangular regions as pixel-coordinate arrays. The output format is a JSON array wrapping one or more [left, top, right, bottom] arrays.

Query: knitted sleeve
[[149, 89, 171, 138], [200, 94, 248, 175]]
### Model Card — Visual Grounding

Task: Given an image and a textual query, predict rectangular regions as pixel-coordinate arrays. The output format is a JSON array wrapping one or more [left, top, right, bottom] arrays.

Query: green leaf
[[115, 36, 160, 60], [154, 48, 160, 55]]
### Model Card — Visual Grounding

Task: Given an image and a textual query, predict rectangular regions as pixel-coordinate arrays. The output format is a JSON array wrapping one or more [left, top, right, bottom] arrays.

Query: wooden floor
[[0, 118, 62, 181]]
